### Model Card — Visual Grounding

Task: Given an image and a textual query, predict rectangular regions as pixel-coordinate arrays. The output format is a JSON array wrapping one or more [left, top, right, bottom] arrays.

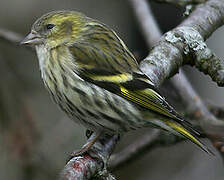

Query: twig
[[0, 28, 34, 52], [129, 0, 162, 45], [109, 129, 160, 171], [0, 28, 23, 44]]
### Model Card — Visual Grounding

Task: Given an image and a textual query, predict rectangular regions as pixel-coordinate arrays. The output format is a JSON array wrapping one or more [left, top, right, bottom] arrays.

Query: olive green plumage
[[21, 10, 211, 154]]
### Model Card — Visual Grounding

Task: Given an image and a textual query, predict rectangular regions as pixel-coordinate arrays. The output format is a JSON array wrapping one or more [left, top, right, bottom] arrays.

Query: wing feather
[[119, 85, 183, 121], [68, 20, 185, 124]]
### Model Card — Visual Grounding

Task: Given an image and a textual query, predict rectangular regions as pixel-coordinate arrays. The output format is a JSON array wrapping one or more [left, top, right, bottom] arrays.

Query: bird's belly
[[45, 77, 143, 134]]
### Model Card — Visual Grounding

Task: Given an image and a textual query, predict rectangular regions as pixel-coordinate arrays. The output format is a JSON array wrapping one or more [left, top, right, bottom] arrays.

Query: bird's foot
[[94, 153, 109, 178], [67, 131, 101, 163], [67, 131, 117, 179]]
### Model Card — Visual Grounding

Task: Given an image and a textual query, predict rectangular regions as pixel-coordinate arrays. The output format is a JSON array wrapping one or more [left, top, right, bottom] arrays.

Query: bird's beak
[[20, 31, 43, 45]]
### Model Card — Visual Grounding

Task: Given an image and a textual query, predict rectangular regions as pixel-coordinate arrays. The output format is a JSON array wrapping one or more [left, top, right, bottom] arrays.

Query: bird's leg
[[68, 132, 120, 178], [70, 131, 102, 158]]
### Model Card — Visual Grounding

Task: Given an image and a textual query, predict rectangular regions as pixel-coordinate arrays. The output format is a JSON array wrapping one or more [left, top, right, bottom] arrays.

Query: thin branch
[[0, 28, 23, 44], [109, 127, 205, 171], [109, 129, 160, 171], [129, 0, 162, 45], [0, 28, 33, 52]]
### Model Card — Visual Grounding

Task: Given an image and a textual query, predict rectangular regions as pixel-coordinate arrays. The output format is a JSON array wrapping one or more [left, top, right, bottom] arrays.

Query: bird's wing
[[68, 20, 185, 122], [69, 42, 183, 124]]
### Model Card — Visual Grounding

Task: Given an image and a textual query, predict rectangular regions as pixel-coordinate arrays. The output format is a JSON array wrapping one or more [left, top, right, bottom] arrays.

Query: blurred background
[[0, 0, 223, 179]]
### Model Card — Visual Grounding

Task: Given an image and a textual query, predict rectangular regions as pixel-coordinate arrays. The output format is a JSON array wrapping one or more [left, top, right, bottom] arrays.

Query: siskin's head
[[21, 11, 87, 48]]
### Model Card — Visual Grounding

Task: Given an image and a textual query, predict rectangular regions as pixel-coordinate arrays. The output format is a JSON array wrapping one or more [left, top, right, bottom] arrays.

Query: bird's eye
[[46, 24, 55, 30]]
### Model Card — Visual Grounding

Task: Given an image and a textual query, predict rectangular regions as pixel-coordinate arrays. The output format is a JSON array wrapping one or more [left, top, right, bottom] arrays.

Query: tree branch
[[140, 0, 224, 87], [0, 28, 23, 45], [109, 129, 161, 171], [60, 134, 119, 180]]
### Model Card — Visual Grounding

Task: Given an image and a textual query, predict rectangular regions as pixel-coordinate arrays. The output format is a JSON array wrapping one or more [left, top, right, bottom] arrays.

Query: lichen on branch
[[164, 26, 224, 86], [140, 0, 224, 87]]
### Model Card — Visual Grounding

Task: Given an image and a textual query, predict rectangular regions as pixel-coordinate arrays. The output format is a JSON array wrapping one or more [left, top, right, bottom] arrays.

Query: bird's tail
[[164, 120, 213, 155]]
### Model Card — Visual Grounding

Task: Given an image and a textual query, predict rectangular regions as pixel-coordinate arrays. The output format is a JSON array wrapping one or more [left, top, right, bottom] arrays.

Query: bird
[[21, 10, 211, 157]]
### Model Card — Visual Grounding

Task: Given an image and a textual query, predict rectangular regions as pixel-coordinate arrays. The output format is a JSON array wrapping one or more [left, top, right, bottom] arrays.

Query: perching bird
[[21, 10, 211, 156]]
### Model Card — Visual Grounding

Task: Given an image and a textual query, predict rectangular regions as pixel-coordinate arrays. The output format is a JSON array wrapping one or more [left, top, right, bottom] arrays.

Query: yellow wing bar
[[120, 86, 177, 120], [89, 73, 133, 83]]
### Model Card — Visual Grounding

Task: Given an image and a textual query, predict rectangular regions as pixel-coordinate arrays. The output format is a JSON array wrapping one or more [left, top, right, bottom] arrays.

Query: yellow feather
[[90, 73, 133, 83], [165, 121, 211, 154], [120, 86, 174, 118], [166, 121, 199, 144]]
